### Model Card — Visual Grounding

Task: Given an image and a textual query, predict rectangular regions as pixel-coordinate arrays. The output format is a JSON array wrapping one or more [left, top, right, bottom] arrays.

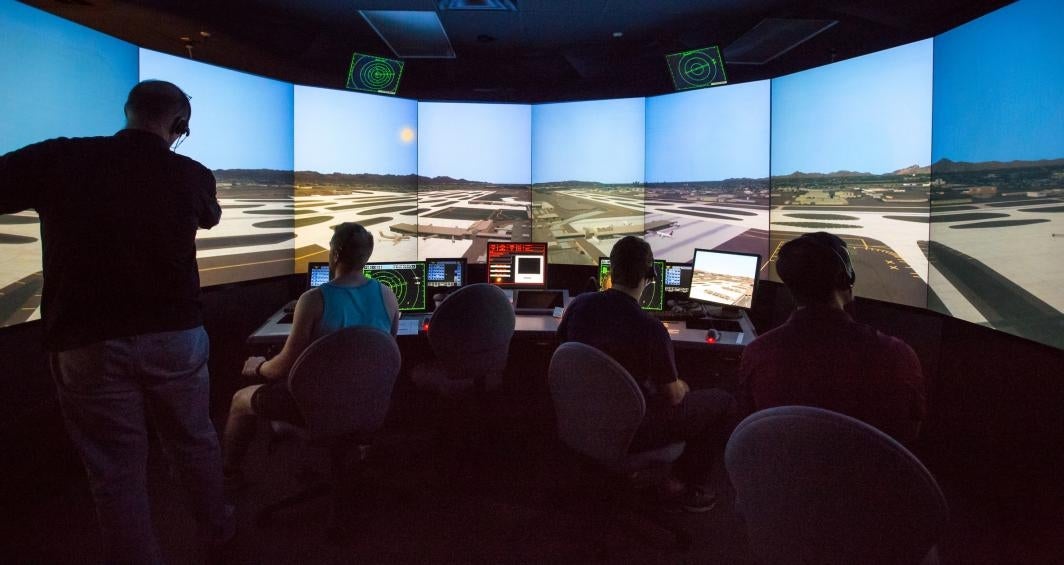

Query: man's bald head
[[124, 80, 190, 141]]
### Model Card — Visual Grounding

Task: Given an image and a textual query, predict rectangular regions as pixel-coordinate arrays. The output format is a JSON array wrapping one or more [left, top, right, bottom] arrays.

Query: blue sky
[[933, 0, 1063, 163], [532, 97, 645, 184], [0, 2, 136, 154], [417, 102, 531, 184], [139, 49, 293, 171], [295, 86, 417, 175], [771, 39, 933, 176], [646, 80, 770, 182]]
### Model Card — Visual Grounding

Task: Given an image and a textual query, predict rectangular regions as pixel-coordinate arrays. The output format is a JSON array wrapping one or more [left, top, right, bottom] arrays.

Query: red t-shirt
[[739, 305, 926, 445]]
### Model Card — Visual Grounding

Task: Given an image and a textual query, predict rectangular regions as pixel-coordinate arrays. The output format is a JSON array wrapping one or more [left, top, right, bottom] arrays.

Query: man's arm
[[380, 283, 400, 337], [0, 142, 50, 215], [893, 339, 926, 442], [193, 166, 221, 229]]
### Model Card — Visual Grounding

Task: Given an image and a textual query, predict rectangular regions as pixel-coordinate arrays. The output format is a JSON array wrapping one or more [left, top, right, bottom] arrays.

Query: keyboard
[[654, 311, 699, 322]]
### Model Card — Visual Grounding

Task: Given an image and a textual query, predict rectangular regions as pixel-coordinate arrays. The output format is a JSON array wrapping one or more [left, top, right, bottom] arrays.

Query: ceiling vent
[[437, 0, 517, 11], [360, 10, 456, 59], [724, 18, 838, 65]]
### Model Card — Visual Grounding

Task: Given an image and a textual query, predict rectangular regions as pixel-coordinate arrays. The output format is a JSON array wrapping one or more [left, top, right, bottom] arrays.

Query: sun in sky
[[399, 126, 416, 144]]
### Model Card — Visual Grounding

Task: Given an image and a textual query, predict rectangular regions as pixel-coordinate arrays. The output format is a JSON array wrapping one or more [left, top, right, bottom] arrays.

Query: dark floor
[[4, 389, 1063, 564]]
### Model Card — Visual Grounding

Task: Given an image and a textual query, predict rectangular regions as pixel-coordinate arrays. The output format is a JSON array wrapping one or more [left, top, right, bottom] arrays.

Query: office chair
[[726, 405, 949, 565], [409, 283, 516, 477], [256, 326, 401, 540], [411, 282, 516, 396], [548, 341, 690, 551]]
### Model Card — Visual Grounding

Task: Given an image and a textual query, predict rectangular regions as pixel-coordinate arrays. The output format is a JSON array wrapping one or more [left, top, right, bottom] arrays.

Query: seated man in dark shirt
[[557, 236, 736, 512], [739, 232, 926, 445]]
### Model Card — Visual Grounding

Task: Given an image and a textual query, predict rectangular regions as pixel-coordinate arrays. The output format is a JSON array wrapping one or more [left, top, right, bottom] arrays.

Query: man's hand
[[242, 356, 267, 378], [661, 378, 690, 406]]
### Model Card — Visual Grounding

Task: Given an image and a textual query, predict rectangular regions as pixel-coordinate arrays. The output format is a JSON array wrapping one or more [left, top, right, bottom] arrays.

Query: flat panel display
[[689, 249, 761, 310], [363, 261, 426, 311], [645, 80, 770, 264], [308, 262, 331, 288], [597, 258, 665, 311], [139, 48, 296, 286], [929, 0, 1064, 349], [416, 102, 531, 261], [487, 241, 547, 287], [531, 97, 645, 265], [663, 263, 694, 296], [0, 2, 138, 329], [294, 85, 418, 266], [769, 39, 933, 309], [425, 258, 465, 289]]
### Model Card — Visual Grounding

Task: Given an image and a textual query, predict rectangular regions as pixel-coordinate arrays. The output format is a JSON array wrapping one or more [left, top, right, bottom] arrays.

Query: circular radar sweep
[[359, 59, 396, 91], [373, 271, 410, 305], [678, 51, 721, 86]]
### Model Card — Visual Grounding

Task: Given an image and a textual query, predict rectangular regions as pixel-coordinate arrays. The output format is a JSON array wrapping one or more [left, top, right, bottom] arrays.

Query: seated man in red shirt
[[558, 236, 736, 512], [738, 232, 926, 445]]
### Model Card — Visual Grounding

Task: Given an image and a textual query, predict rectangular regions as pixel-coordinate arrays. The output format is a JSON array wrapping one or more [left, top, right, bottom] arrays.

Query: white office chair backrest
[[549, 341, 646, 465], [726, 405, 949, 565], [429, 283, 516, 381], [288, 326, 400, 440]]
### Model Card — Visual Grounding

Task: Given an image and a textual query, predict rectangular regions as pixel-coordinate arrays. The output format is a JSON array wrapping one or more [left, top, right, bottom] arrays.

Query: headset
[[798, 232, 856, 288], [170, 90, 192, 150]]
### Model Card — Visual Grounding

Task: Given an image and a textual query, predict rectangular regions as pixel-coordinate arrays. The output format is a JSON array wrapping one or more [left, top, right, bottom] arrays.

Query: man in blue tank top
[[221, 223, 399, 486]]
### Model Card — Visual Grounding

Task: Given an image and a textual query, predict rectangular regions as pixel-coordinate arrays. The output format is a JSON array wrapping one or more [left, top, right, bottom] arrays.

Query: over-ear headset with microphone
[[796, 232, 856, 288]]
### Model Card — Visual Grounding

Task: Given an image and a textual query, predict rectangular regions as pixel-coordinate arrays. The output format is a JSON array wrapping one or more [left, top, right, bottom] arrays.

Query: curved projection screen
[[645, 80, 771, 265], [0, 1, 138, 328], [139, 49, 296, 287], [294, 85, 418, 266], [1, 0, 1061, 350], [929, 0, 1064, 350], [532, 97, 646, 265], [417, 102, 531, 261], [769, 39, 933, 309]]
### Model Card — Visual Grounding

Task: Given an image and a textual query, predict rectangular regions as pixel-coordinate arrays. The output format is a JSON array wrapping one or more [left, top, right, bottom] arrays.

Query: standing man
[[0, 80, 230, 562], [558, 236, 736, 512], [739, 232, 925, 445]]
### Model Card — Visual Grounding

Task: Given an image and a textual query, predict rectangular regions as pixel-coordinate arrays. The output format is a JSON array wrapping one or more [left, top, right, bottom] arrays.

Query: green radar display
[[665, 45, 728, 91], [346, 52, 404, 95], [363, 262, 426, 312]]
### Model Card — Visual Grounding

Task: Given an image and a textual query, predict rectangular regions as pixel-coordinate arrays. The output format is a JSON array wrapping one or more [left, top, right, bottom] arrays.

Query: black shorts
[[250, 380, 304, 425]]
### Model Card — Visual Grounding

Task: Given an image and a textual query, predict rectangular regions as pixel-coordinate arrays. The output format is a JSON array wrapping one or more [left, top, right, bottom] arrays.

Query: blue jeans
[[50, 326, 229, 564]]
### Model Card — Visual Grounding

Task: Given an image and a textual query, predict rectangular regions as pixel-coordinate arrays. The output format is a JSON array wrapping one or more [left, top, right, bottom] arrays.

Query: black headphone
[[170, 90, 192, 139], [170, 115, 190, 138], [646, 261, 657, 282], [797, 232, 856, 288]]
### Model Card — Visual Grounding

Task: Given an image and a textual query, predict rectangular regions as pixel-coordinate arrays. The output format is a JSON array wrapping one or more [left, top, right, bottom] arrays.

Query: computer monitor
[[425, 258, 466, 289], [487, 242, 548, 287], [688, 248, 760, 312], [663, 262, 694, 296], [597, 257, 666, 311], [307, 262, 331, 289], [362, 261, 427, 312]]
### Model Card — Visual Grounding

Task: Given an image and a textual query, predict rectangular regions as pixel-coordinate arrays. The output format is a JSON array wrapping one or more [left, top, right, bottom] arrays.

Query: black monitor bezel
[[362, 260, 428, 312], [486, 241, 548, 288], [424, 257, 467, 289], [688, 248, 761, 310], [307, 261, 331, 288], [597, 256, 666, 312]]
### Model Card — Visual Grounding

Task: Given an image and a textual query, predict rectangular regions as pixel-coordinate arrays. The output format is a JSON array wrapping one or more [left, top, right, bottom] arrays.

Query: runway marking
[[199, 248, 324, 272]]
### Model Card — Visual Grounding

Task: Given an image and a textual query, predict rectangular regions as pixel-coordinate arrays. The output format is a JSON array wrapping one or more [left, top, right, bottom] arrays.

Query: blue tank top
[[315, 279, 392, 338]]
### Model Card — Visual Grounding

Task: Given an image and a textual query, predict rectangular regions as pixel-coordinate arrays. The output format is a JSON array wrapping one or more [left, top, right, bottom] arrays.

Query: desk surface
[[247, 306, 756, 349]]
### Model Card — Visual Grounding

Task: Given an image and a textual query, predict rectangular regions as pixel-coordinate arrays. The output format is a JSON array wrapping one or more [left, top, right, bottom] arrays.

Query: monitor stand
[[703, 305, 743, 319]]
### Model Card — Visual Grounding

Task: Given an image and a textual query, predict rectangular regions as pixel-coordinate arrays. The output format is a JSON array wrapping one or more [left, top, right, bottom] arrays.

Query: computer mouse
[[705, 328, 721, 344]]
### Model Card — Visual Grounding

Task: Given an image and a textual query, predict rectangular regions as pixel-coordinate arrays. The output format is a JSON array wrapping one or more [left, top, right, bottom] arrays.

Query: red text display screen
[[487, 241, 548, 287]]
